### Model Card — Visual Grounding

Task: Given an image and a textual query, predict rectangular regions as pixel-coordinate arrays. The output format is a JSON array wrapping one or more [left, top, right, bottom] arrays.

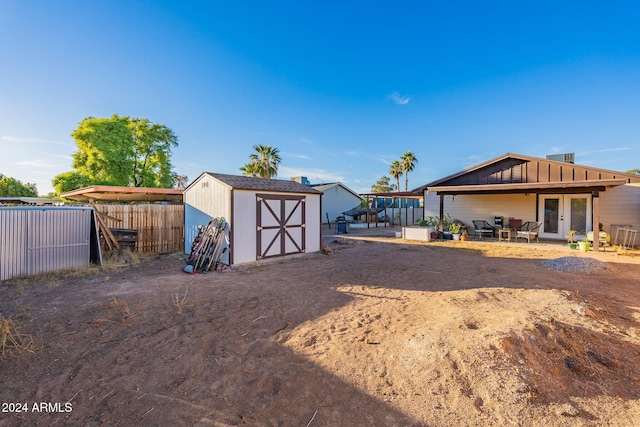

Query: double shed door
[[256, 194, 306, 260]]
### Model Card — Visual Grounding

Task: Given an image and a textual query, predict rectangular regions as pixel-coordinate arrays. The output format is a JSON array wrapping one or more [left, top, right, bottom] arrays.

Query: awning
[[61, 185, 183, 203], [427, 179, 628, 195]]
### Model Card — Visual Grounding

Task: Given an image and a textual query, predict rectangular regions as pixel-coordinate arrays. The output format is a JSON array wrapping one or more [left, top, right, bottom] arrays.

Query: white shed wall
[[184, 174, 231, 256]]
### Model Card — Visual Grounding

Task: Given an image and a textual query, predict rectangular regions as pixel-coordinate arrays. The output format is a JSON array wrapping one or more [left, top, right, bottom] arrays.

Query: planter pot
[[430, 232, 439, 240], [402, 226, 435, 241], [568, 243, 578, 249], [443, 232, 452, 240], [452, 233, 461, 241], [578, 241, 591, 252], [460, 235, 469, 241]]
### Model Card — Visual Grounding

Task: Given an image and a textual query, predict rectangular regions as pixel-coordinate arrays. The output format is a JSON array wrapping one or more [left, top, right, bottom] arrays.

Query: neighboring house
[[184, 173, 322, 265], [415, 153, 640, 249], [310, 182, 363, 222]]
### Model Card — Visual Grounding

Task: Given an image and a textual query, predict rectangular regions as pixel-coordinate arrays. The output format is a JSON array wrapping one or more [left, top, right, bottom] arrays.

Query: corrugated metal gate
[[0, 207, 96, 281]]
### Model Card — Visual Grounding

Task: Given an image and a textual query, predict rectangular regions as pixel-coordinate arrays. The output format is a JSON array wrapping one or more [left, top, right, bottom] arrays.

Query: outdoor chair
[[515, 221, 541, 243], [473, 220, 495, 239]]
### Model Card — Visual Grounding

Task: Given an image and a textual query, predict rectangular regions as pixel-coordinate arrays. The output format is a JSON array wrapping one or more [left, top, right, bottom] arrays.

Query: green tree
[[52, 171, 91, 194], [0, 174, 38, 196], [52, 114, 178, 194], [401, 150, 418, 191], [371, 175, 396, 192], [240, 145, 281, 178], [389, 160, 403, 192], [626, 168, 640, 175]]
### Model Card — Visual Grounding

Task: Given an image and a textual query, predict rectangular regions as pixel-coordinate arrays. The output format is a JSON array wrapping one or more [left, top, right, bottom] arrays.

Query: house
[[184, 173, 322, 265], [309, 182, 363, 223], [416, 153, 640, 249]]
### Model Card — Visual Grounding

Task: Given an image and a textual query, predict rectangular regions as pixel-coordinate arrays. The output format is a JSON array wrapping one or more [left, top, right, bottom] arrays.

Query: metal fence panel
[[0, 207, 92, 281]]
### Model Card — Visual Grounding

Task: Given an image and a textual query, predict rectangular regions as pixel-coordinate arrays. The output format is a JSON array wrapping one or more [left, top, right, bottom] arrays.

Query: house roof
[[196, 173, 322, 195], [311, 182, 362, 199], [415, 152, 640, 195], [60, 185, 183, 203]]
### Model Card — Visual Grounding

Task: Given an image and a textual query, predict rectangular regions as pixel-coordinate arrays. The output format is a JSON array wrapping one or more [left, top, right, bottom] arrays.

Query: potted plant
[[578, 236, 591, 252], [442, 213, 455, 240], [460, 228, 469, 241], [566, 230, 578, 249], [424, 216, 441, 240], [449, 222, 462, 240]]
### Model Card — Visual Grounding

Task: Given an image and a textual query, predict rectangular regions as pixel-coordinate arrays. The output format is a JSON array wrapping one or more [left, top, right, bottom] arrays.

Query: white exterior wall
[[425, 184, 640, 242], [306, 194, 321, 254], [232, 190, 258, 264], [232, 190, 321, 265], [599, 183, 640, 235], [424, 192, 537, 230], [321, 186, 362, 222]]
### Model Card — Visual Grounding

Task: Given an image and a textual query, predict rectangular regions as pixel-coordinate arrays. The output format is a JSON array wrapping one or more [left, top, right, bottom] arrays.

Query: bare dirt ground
[[2, 228, 640, 426]]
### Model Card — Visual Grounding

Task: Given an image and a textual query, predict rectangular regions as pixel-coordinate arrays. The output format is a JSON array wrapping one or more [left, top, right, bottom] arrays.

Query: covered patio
[[416, 153, 640, 251]]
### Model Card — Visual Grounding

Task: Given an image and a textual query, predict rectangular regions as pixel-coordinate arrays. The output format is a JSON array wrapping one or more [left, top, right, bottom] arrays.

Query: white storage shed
[[184, 173, 322, 265]]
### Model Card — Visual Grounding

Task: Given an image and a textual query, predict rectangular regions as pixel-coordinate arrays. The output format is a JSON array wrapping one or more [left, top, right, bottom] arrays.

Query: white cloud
[[300, 137, 313, 144], [389, 91, 410, 105], [288, 153, 311, 160], [278, 166, 345, 183], [2, 136, 68, 145], [16, 160, 53, 169]]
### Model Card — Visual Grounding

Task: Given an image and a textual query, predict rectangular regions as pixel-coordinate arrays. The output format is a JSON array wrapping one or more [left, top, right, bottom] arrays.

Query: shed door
[[256, 194, 306, 259]]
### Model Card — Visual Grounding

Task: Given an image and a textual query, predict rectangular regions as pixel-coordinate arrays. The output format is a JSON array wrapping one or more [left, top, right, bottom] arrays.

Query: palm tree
[[174, 174, 189, 190], [389, 160, 403, 192], [239, 161, 261, 177], [401, 151, 418, 191], [240, 145, 282, 178]]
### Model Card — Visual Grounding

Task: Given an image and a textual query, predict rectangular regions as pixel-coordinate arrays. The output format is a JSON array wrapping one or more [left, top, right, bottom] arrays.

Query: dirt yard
[[2, 231, 640, 426]]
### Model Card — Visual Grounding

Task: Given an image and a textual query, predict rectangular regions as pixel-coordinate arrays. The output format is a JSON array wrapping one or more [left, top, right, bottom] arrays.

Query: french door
[[538, 194, 591, 240]]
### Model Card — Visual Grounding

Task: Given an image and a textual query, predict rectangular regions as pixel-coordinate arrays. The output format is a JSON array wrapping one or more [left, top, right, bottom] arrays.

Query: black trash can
[[336, 216, 347, 234]]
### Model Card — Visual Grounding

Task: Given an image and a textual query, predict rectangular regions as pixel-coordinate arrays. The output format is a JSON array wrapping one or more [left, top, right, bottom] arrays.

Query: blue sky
[[2, 1, 640, 195]]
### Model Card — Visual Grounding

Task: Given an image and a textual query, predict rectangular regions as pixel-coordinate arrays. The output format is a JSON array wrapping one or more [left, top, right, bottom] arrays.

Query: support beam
[[592, 191, 600, 251]]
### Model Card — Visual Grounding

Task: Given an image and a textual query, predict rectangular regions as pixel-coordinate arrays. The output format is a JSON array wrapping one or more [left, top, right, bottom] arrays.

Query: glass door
[[538, 194, 591, 240]]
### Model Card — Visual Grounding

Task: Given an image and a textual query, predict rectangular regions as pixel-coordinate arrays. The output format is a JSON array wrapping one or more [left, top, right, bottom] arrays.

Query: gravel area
[[541, 256, 608, 274]]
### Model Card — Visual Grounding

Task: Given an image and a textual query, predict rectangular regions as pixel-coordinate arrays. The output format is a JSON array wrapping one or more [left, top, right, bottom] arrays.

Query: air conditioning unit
[[546, 153, 575, 164]]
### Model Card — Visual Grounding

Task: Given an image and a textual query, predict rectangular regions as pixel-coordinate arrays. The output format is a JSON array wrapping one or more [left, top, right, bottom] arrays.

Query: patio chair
[[586, 231, 611, 251], [473, 220, 495, 239], [515, 221, 541, 243]]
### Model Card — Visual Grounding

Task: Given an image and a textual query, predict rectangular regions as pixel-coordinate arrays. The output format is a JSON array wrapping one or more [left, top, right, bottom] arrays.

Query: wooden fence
[[93, 204, 184, 253]]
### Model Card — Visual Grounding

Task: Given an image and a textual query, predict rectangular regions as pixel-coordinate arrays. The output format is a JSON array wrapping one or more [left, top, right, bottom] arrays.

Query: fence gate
[[256, 194, 306, 260]]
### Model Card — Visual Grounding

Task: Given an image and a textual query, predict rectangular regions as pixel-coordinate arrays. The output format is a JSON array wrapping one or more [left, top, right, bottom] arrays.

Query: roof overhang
[[61, 185, 183, 203], [426, 179, 628, 195]]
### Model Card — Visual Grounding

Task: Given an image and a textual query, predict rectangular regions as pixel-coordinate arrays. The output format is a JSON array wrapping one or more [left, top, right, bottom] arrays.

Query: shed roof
[[60, 185, 183, 203], [196, 173, 322, 195], [415, 152, 640, 195], [311, 182, 362, 199]]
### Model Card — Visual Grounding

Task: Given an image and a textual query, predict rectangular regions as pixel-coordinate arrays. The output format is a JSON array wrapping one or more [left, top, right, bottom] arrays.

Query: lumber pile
[[90, 201, 121, 251], [183, 218, 229, 274]]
